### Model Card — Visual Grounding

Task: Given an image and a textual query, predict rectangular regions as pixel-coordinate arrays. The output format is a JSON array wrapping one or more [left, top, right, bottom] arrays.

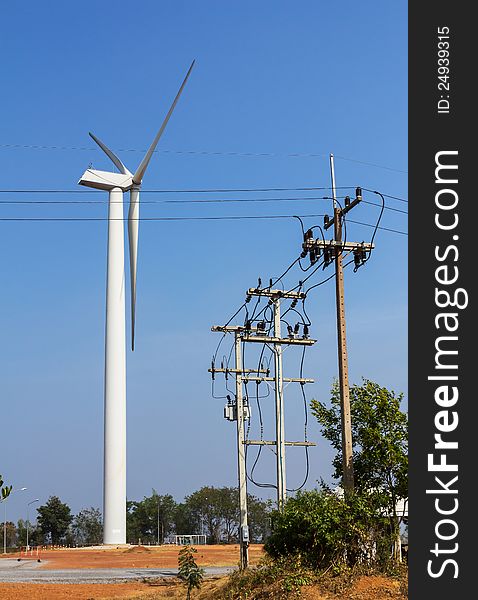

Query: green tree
[[178, 545, 204, 599], [17, 518, 44, 547], [16, 519, 27, 546], [311, 378, 408, 557], [127, 491, 177, 544], [173, 502, 199, 537], [247, 495, 272, 543], [73, 507, 103, 546], [126, 500, 141, 543], [216, 487, 239, 543], [3, 522, 17, 549], [184, 487, 224, 543], [37, 496, 73, 544], [178, 487, 272, 544]]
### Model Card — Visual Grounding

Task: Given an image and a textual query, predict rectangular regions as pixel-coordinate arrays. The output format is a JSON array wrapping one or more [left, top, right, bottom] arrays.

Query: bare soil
[[0, 575, 406, 600], [0, 546, 407, 599], [0, 545, 262, 600], [0, 582, 151, 600], [300, 574, 405, 599], [8, 543, 264, 570]]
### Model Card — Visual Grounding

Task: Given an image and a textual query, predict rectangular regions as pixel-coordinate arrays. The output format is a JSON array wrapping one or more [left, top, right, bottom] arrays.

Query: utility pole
[[272, 297, 286, 509], [210, 308, 316, 562], [210, 325, 249, 570], [240, 288, 316, 511], [234, 330, 249, 570], [300, 156, 374, 494], [330, 153, 354, 494]]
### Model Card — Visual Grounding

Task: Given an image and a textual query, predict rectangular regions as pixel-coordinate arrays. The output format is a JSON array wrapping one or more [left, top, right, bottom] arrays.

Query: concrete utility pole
[[234, 331, 249, 570], [240, 288, 316, 511], [272, 297, 286, 509], [210, 325, 249, 570], [210, 312, 316, 564]]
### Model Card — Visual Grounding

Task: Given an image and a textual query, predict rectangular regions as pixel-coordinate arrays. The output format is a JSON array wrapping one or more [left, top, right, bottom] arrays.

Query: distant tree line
[[2, 486, 272, 550], [127, 486, 272, 545]]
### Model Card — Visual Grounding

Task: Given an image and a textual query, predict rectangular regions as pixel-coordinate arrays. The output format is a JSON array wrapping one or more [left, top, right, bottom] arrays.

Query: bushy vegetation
[[212, 555, 407, 600], [311, 378, 408, 559], [212, 555, 314, 600], [265, 487, 394, 570]]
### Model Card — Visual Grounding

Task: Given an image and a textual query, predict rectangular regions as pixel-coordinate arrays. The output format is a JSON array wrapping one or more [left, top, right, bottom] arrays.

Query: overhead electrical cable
[[0, 196, 407, 214], [0, 186, 356, 194], [0, 187, 408, 205], [0, 143, 407, 173], [0, 214, 408, 235]]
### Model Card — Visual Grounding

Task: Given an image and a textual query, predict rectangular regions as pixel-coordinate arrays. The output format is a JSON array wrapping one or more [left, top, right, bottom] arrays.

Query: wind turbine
[[78, 61, 195, 545]]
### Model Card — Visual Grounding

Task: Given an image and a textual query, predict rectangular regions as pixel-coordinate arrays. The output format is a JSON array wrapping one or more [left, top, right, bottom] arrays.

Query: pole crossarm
[[211, 326, 315, 346], [303, 239, 374, 253], [208, 369, 314, 384], [241, 335, 316, 345], [212, 325, 259, 333], [208, 368, 269, 374], [323, 185, 363, 230], [242, 375, 314, 383], [244, 440, 316, 447], [246, 288, 306, 299]]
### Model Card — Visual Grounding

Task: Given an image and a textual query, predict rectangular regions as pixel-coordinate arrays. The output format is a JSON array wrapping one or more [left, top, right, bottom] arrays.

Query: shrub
[[264, 488, 390, 570]]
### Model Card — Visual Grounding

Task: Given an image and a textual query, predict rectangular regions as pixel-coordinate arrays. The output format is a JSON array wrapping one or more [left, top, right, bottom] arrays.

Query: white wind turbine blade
[[127, 60, 195, 350], [128, 187, 139, 351], [89, 132, 132, 175], [132, 60, 195, 185]]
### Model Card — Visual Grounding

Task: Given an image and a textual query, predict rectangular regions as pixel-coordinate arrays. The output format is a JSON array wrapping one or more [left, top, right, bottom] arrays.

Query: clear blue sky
[[1, 1, 407, 523]]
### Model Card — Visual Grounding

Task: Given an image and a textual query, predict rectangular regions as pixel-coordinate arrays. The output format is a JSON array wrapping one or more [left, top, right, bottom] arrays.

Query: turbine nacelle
[[78, 169, 133, 191]]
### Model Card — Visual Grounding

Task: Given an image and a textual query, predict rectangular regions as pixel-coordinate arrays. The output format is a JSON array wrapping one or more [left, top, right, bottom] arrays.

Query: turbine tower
[[78, 61, 195, 545]]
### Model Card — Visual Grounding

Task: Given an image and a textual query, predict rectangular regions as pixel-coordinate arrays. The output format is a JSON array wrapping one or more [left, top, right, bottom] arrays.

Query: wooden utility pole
[[300, 159, 373, 494], [330, 154, 354, 493]]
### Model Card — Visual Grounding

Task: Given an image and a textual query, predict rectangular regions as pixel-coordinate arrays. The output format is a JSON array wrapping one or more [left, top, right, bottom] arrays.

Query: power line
[[334, 155, 407, 174], [0, 196, 407, 214], [0, 188, 408, 204], [346, 219, 407, 236], [0, 214, 408, 234], [0, 195, 332, 204], [0, 186, 355, 194], [0, 143, 407, 173], [362, 188, 407, 204]]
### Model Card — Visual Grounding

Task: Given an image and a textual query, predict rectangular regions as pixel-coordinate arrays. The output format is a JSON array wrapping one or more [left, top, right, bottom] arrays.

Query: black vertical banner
[[409, 4, 474, 598]]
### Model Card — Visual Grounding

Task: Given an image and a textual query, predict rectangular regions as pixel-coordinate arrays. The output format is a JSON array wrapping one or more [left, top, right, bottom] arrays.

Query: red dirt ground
[[0, 545, 264, 600], [0, 547, 406, 599], [13, 543, 264, 569], [0, 582, 152, 600]]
